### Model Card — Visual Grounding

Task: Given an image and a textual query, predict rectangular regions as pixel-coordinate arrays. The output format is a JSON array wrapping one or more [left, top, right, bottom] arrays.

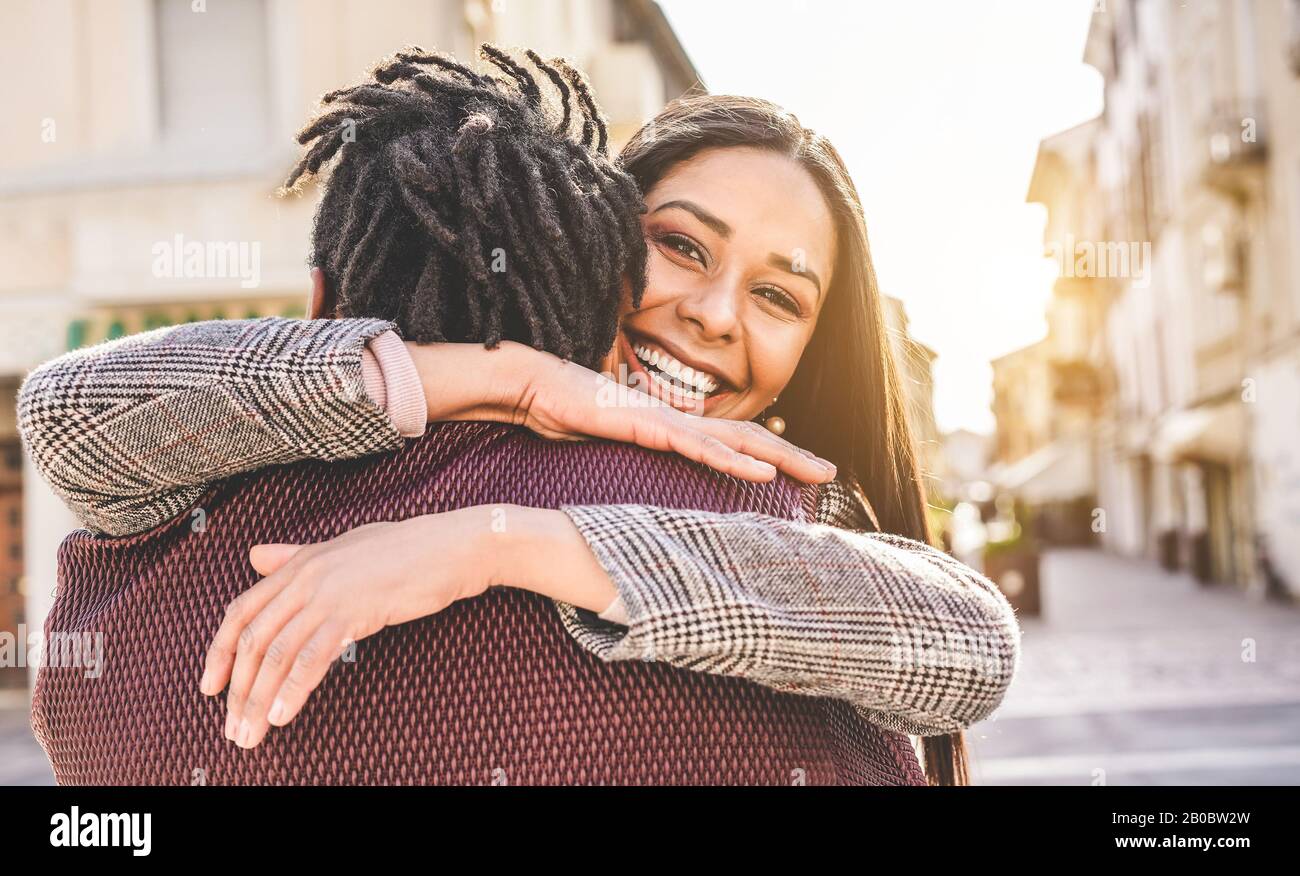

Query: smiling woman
[[615, 95, 926, 537], [609, 95, 983, 783], [602, 147, 835, 421]]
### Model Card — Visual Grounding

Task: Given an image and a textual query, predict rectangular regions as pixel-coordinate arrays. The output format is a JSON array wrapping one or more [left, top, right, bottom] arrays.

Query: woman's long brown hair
[[620, 95, 968, 786]]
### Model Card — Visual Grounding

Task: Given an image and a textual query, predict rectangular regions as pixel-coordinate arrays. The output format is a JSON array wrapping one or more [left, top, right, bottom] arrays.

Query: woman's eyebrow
[[651, 200, 732, 238], [767, 253, 822, 300]]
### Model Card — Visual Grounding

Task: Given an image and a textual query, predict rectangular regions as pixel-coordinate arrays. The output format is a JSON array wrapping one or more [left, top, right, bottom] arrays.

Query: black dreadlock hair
[[281, 45, 648, 368]]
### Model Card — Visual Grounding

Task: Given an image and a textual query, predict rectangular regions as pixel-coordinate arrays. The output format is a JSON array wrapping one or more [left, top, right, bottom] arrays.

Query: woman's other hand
[[411, 340, 836, 485], [199, 504, 617, 750], [199, 509, 499, 749]]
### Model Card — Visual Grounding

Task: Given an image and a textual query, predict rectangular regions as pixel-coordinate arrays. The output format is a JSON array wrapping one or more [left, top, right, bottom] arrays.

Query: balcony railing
[[1051, 360, 1106, 410], [1201, 102, 1268, 197]]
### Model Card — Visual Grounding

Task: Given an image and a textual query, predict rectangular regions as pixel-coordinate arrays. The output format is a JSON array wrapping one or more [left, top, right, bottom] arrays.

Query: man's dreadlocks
[[282, 45, 648, 368]]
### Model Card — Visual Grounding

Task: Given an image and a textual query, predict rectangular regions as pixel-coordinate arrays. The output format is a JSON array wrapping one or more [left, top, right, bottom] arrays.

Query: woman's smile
[[615, 329, 739, 415]]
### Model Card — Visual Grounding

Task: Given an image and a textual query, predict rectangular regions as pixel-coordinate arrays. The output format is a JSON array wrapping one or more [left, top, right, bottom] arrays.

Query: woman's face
[[602, 146, 836, 422]]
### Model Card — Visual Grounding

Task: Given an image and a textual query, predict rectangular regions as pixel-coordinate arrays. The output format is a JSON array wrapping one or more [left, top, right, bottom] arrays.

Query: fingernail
[[224, 713, 238, 741], [237, 719, 252, 748], [199, 670, 213, 696], [268, 699, 285, 725]]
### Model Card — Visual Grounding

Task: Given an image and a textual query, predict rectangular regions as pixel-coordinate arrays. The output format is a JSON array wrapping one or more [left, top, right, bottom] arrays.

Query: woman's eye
[[754, 286, 800, 316], [656, 233, 705, 266]]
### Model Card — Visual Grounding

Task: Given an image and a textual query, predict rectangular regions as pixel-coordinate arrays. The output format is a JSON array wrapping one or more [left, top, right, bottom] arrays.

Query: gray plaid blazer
[[18, 317, 1020, 735]]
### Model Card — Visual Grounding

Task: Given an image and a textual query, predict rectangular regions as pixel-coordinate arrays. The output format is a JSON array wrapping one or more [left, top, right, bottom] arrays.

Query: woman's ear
[[308, 267, 338, 319]]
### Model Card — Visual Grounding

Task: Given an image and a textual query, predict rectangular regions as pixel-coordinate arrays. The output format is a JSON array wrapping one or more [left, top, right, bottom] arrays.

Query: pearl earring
[[765, 397, 785, 435]]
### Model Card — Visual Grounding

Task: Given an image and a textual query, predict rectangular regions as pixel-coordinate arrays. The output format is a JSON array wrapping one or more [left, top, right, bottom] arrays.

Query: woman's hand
[[200, 508, 499, 749], [199, 505, 618, 750], [409, 340, 836, 485]]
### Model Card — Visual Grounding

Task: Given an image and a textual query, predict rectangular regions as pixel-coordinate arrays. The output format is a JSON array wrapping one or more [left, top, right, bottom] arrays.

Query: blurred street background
[[2, 0, 1298, 784], [969, 549, 1300, 785]]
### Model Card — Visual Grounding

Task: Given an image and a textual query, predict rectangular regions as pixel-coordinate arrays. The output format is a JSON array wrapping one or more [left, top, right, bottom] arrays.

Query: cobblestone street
[[969, 548, 1300, 785]]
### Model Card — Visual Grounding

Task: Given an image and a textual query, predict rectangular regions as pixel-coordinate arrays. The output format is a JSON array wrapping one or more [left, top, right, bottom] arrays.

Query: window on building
[[1110, 16, 1123, 78], [1289, 0, 1300, 76], [1126, 157, 1148, 246], [1139, 106, 1167, 239], [154, 0, 270, 150]]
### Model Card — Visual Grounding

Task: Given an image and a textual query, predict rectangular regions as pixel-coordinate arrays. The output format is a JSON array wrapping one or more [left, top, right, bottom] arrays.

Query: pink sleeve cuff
[[361, 331, 426, 438], [597, 594, 629, 625]]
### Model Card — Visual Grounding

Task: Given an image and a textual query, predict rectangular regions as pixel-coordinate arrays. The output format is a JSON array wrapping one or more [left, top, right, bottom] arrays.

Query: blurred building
[[992, 117, 1112, 544], [988, 338, 1096, 543], [991, 340, 1054, 465], [1007, 0, 1300, 595], [941, 429, 992, 497], [884, 295, 943, 490], [988, 105, 1110, 519], [0, 0, 700, 690]]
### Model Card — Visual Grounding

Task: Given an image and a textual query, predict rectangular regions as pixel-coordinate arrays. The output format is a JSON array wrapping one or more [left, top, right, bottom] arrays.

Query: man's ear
[[308, 267, 338, 320]]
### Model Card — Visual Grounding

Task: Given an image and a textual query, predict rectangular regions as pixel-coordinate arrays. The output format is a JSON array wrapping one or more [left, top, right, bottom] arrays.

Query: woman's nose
[[677, 279, 740, 342]]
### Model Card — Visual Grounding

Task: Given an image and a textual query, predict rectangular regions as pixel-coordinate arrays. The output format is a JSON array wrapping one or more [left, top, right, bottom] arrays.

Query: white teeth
[[632, 342, 719, 394], [648, 368, 706, 400]]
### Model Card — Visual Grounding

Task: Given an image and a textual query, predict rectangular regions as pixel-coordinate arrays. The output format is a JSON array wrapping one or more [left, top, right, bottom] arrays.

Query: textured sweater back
[[33, 422, 924, 785]]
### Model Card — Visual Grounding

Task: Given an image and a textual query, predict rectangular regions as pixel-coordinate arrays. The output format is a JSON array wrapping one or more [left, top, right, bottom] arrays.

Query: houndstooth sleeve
[[17, 317, 404, 537], [554, 479, 1021, 736]]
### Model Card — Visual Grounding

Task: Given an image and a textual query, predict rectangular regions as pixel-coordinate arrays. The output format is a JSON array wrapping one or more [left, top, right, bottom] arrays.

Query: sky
[[657, 0, 1104, 434]]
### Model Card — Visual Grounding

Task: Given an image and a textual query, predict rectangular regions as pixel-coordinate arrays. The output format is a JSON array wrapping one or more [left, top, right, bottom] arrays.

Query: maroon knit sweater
[[32, 422, 925, 785]]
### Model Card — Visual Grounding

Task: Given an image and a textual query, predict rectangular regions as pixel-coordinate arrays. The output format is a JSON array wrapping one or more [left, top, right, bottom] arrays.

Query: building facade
[[884, 295, 943, 492], [0, 0, 701, 690], [1011, 0, 1300, 595]]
